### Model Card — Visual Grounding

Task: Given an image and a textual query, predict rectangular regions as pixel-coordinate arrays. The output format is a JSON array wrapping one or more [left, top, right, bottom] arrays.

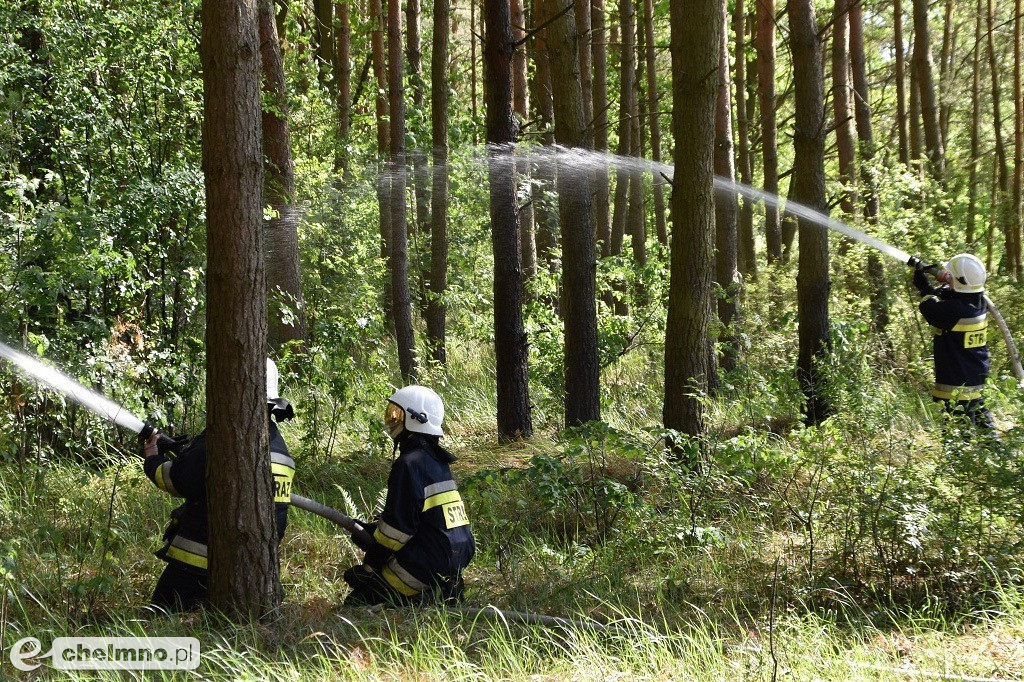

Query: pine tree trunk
[[472, 0, 479, 140], [894, 0, 910, 165], [912, 0, 945, 179], [628, 13, 646, 302], [531, 5, 560, 263], [734, 0, 755, 276], [642, 0, 668, 246], [966, 0, 981, 247], [756, 0, 782, 262], [370, 0, 393, 321], [592, 0, 612, 250], [1014, 0, 1023, 278], [511, 0, 537, 281], [850, 1, 888, 333], [407, 0, 430, 239], [427, 0, 450, 364], [387, 0, 417, 381], [938, 0, 956, 149], [539, 0, 601, 426], [313, 0, 335, 84], [334, 0, 352, 174], [574, 0, 594, 132], [789, 0, 831, 424], [909, 47, 923, 168], [987, 0, 1009, 264], [832, 0, 857, 219], [609, 1, 635, 265], [664, 0, 721, 443], [260, 0, 306, 350], [202, 0, 278, 617], [485, 0, 533, 440], [715, 0, 739, 372]]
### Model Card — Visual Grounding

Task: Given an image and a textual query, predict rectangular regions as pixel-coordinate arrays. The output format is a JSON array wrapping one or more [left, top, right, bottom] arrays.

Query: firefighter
[[912, 253, 994, 429], [141, 359, 296, 611], [343, 385, 475, 606]]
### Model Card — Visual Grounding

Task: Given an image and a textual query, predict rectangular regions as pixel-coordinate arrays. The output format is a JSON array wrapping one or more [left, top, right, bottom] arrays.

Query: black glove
[[912, 268, 932, 296], [351, 521, 377, 552]]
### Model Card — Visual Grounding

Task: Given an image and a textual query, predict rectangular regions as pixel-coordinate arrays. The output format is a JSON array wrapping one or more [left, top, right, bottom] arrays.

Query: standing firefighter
[[141, 359, 296, 610], [343, 386, 475, 606], [912, 253, 994, 429]]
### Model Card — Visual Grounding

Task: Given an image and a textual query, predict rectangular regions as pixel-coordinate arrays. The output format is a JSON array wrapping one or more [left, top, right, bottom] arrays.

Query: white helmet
[[266, 358, 281, 402], [385, 385, 444, 438], [945, 253, 986, 293]]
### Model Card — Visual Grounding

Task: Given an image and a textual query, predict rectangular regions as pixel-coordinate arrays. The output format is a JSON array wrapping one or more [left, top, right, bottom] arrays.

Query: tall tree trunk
[[388, 0, 417, 381], [407, 0, 430, 240], [334, 0, 352, 174], [539, 0, 601, 426], [574, 0, 594, 132], [628, 14, 646, 301], [832, 0, 857, 219], [911, 0, 945, 179], [260, 0, 307, 350], [313, 0, 335, 84], [850, 1, 888, 333], [966, 0, 982, 247], [756, 0, 782, 262], [202, 0, 278, 617], [938, 0, 956, 148], [789, 0, 831, 424], [472, 0, 479, 140], [894, 0, 910, 165], [592, 0, 612, 250], [609, 0, 635, 265], [734, 0, 755, 275], [427, 0, 451, 364], [664, 0, 721, 442], [909, 47, 923, 167], [643, 0, 668, 246], [987, 0, 1009, 268], [531, 4, 560, 262], [485, 0, 533, 440], [370, 0, 393, 321], [512, 0, 537, 281], [715, 0, 739, 372], [1014, 0, 1024, 278]]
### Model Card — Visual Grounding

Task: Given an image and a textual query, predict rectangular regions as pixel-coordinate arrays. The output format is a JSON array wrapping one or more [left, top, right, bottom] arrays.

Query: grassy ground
[[2, 266, 1024, 679]]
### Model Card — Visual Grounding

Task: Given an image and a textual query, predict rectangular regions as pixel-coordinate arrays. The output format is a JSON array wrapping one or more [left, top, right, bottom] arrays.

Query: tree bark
[[574, 0, 594, 133], [1014, 0, 1024, 278], [370, 0, 393, 321], [539, 0, 601, 426], [664, 0, 721, 442], [334, 0, 352, 174], [531, 3, 560, 263], [609, 0, 635, 266], [387, 0, 417, 381], [313, 0, 335, 85], [201, 0, 278, 617], [894, 0, 910, 165], [734, 0, 755, 275], [592, 0, 612, 251], [909, 44, 923, 167], [714, 0, 738, 372], [629, 12, 646, 301], [832, 0, 857, 219], [967, 0, 982, 247], [987, 0, 1009, 267], [259, 0, 306, 351], [511, 0, 537, 281], [938, 0, 956, 149], [850, 1, 888, 333], [485, 0, 533, 440], [789, 0, 831, 424], [911, 0, 945, 179], [472, 0, 479, 139], [427, 0, 451, 364], [756, 0, 782, 262], [406, 0, 430, 240]]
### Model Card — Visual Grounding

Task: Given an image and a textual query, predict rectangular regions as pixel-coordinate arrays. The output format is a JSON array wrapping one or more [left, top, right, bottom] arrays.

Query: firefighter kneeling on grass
[[141, 359, 296, 611], [912, 253, 994, 429], [344, 386, 475, 606]]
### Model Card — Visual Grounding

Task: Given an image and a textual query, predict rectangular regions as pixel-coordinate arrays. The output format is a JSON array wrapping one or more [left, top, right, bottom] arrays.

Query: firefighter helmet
[[385, 385, 444, 438], [945, 253, 986, 293]]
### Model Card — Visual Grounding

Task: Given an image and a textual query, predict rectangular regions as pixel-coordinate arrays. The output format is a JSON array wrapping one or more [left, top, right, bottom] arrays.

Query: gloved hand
[[351, 521, 377, 552], [912, 267, 932, 295], [143, 433, 160, 459]]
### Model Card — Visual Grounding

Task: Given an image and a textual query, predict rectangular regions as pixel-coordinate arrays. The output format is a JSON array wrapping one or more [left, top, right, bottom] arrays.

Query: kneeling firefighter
[[141, 359, 296, 611], [343, 386, 475, 606], [911, 253, 994, 428]]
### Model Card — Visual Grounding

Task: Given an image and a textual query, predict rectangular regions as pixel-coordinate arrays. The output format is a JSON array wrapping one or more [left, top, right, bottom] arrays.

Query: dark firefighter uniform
[[143, 421, 295, 610], [344, 433, 475, 605], [913, 270, 993, 428]]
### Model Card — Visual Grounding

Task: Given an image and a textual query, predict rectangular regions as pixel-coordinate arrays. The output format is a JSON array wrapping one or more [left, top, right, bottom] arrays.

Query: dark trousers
[[150, 562, 208, 612], [936, 397, 995, 430], [342, 565, 465, 607]]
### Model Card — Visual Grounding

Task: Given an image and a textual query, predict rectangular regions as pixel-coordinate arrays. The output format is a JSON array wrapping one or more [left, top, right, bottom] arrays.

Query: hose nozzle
[[908, 255, 945, 277]]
